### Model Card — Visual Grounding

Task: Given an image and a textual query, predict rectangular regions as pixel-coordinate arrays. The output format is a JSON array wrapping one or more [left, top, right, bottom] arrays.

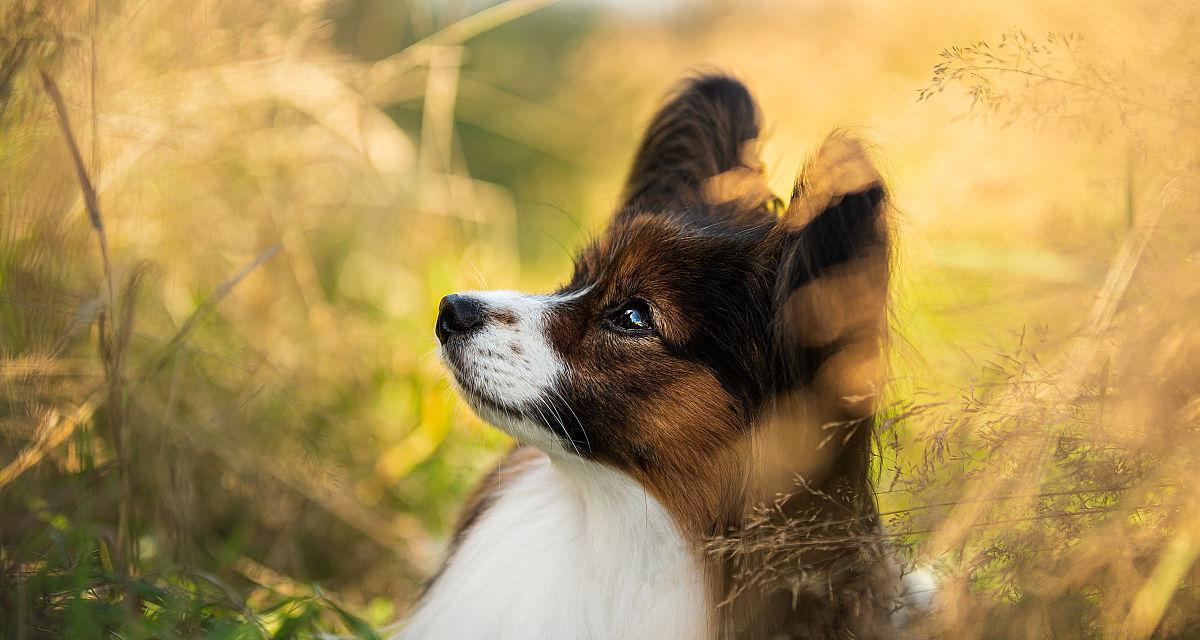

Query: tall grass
[[3, 0, 1199, 638], [0, 0, 552, 635], [899, 27, 1200, 638]]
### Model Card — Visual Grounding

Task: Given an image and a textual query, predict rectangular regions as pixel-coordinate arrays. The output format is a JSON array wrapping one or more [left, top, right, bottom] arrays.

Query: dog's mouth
[[440, 346, 528, 422], [440, 342, 591, 455]]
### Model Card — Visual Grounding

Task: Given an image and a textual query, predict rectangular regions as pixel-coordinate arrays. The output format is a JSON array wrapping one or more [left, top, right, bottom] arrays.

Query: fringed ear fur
[[746, 133, 891, 520], [619, 74, 774, 222], [771, 133, 890, 407]]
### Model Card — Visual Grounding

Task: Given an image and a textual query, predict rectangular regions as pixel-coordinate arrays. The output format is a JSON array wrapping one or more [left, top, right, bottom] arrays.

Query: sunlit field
[[3, 0, 1199, 637]]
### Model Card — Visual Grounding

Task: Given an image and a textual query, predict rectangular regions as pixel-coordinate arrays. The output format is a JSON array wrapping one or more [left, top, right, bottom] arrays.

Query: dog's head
[[437, 75, 889, 530]]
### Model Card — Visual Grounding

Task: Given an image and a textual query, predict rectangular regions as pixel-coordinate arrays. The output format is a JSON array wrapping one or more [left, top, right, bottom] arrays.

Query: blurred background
[[2, 0, 1199, 637]]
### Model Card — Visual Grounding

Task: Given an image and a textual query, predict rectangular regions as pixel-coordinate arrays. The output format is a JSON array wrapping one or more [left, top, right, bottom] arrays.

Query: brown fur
[[434, 75, 903, 638]]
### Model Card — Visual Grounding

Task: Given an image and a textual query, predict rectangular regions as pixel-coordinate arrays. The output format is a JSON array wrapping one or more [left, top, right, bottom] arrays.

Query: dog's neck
[[401, 431, 893, 640], [401, 451, 712, 640]]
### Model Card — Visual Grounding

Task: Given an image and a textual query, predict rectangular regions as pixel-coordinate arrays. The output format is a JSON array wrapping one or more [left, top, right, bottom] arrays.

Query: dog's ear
[[744, 133, 888, 515], [770, 134, 890, 408], [734, 136, 890, 620], [619, 75, 773, 217]]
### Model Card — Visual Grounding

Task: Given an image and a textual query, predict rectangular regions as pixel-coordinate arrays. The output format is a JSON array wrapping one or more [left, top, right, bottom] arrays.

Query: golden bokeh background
[[3, 0, 1198, 636]]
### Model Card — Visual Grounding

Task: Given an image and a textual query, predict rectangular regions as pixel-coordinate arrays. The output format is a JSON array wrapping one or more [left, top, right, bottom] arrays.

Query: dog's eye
[[607, 299, 655, 335]]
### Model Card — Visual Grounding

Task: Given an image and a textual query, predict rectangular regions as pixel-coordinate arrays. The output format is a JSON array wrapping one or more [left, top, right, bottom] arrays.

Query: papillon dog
[[402, 75, 932, 639]]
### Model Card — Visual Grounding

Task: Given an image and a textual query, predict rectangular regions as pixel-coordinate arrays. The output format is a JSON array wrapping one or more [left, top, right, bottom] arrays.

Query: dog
[[402, 75, 931, 639]]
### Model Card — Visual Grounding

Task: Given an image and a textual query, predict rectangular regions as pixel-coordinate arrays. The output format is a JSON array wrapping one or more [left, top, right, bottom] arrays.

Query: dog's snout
[[436, 294, 486, 344]]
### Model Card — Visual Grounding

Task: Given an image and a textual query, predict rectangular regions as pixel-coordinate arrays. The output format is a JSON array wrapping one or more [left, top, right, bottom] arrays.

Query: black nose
[[436, 294, 486, 344]]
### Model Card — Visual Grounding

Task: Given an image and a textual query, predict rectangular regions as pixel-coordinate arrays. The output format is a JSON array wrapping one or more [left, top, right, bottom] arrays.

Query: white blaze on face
[[447, 289, 564, 404], [439, 289, 581, 453]]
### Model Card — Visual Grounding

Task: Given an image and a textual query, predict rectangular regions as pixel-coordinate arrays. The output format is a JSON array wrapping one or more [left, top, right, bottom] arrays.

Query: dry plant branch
[[0, 244, 282, 490], [0, 391, 104, 490], [364, 0, 559, 99], [40, 69, 113, 307]]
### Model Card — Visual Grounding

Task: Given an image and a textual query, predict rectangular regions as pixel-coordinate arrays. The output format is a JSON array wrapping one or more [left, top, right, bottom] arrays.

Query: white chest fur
[[399, 456, 710, 640]]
